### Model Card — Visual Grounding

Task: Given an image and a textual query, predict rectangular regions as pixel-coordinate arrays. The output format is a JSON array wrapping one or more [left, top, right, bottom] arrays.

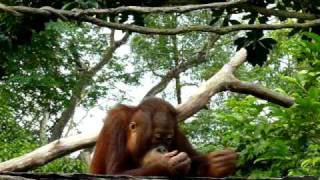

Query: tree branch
[[81, 0, 248, 15], [226, 80, 294, 108], [177, 48, 294, 120], [240, 4, 320, 20], [144, 34, 220, 98], [1, 3, 320, 35], [2, 1, 318, 21], [0, 1, 247, 16], [50, 32, 130, 141], [0, 133, 97, 171], [50, 90, 81, 141]]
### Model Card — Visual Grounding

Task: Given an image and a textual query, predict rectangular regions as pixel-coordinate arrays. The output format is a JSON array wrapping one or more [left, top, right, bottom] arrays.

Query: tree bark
[[172, 34, 182, 104], [1, 3, 320, 35], [0, 133, 97, 172]]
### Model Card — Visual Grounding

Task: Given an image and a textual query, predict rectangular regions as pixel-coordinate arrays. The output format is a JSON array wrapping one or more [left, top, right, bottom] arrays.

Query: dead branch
[[0, 133, 96, 172], [177, 48, 294, 120], [226, 80, 294, 108]]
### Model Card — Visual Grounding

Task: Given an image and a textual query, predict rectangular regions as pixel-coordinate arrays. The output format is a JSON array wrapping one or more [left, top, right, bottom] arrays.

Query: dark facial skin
[[126, 101, 191, 176], [150, 111, 175, 150], [127, 100, 177, 157]]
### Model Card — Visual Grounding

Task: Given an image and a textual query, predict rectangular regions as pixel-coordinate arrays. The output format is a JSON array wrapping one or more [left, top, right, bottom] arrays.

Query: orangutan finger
[[209, 149, 237, 158], [209, 152, 237, 164], [164, 150, 178, 158]]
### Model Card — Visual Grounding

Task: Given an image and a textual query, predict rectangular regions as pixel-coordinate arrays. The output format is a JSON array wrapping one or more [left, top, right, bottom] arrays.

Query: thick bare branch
[[177, 48, 248, 120], [1, 3, 320, 35], [226, 80, 294, 108], [0, 133, 97, 172], [177, 48, 294, 120]]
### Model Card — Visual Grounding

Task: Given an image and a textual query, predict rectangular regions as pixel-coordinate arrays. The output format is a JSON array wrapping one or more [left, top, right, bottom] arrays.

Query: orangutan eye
[[166, 134, 173, 142], [155, 134, 161, 141], [129, 122, 137, 130]]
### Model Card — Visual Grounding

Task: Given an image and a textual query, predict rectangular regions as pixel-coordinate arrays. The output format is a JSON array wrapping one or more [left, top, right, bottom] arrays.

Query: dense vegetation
[[0, 0, 320, 177], [183, 32, 320, 177]]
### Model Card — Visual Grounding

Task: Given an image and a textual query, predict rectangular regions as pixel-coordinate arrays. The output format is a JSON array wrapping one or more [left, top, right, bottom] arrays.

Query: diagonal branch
[[177, 48, 294, 120], [144, 34, 220, 98], [0, 133, 96, 171], [50, 32, 130, 141], [143, 57, 205, 98], [88, 31, 130, 76]]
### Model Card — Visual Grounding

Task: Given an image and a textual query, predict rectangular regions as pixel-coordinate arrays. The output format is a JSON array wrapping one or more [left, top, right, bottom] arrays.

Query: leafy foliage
[[235, 31, 277, 66], [1, 0, 319, 69], [0, 108, 86, 173], [0, 118, 37, 162], [183, 33, 320, 177], [34, 158, 87, 173]]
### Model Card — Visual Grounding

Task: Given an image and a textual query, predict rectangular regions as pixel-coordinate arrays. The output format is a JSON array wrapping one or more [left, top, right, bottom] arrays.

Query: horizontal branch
[[1, 1, 247, 16], [226, 80, 294, 108], [3, 1, 318, 21], [81, 0, 248, 15], [80, 2, 320, 21], [240, 4, 320, 20], [85, 18, 320, 35], [1, 3, 320, 35]]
